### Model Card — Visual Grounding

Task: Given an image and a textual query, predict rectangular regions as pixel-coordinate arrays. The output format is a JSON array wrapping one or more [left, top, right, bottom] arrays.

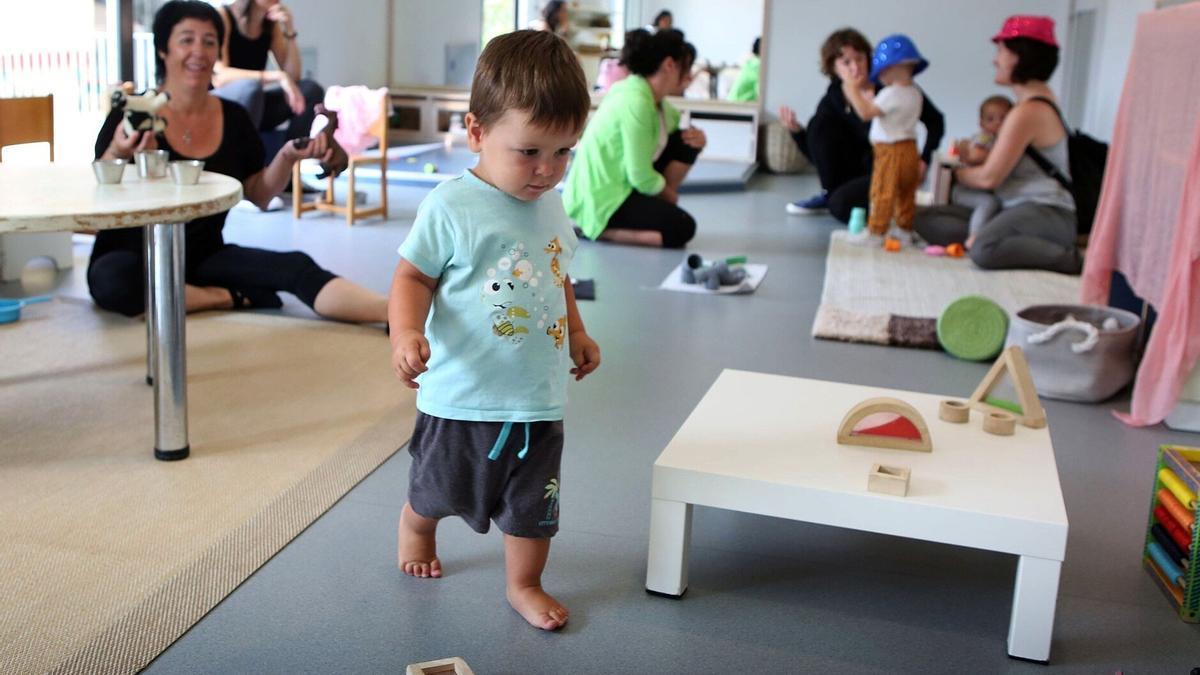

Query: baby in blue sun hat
[[842, 34, 929, 248]]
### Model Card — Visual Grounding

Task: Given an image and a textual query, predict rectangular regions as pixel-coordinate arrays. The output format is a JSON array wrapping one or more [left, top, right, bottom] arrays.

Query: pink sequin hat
[[992, 15, 1058, 48]]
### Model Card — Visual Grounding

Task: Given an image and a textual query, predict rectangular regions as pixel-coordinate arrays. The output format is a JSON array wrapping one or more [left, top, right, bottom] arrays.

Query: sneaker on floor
[[262, 196, 285, 212], [785, 192, 829, 215]]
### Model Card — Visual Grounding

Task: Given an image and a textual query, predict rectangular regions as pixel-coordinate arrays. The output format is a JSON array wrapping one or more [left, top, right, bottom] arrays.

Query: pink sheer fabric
[[314, 86, 390, 157], [1080, 5, 1200, 425]]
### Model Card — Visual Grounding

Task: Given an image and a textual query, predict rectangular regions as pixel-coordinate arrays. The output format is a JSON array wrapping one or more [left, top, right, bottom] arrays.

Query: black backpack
[[1023, 96, 1109, 239]]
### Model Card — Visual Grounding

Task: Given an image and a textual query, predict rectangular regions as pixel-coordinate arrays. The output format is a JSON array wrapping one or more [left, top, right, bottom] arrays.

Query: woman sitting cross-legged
[[914, 15, 1082, 274], [89, 0, 388, 322], [563, 28, 706, 248]]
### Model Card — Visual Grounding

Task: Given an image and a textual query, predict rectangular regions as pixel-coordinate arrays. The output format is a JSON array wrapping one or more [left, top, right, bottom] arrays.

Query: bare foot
[[507, 584, 569, 630], [398, 502, 441, 578]]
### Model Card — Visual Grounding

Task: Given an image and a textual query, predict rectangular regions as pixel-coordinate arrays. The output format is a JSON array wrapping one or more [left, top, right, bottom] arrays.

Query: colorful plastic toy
[[884, 238, 902, 252], [946, 243, 965, 258]]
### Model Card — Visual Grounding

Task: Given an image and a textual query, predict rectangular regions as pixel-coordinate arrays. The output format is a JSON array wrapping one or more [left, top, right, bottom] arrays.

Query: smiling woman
[[562, 28, 705, 248], [87, 0, 389, 324]]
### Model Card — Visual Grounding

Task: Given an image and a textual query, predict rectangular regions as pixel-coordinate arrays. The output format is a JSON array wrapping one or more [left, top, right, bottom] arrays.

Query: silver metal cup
[[169, 160, 204, 185], [92, 159, 126, 184], [135, 150, 169, 179]]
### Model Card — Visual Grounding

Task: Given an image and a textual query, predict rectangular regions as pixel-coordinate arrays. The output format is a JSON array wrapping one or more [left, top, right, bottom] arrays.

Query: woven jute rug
[[0, 300, 415, 674], [812, 230, 1082, 349]]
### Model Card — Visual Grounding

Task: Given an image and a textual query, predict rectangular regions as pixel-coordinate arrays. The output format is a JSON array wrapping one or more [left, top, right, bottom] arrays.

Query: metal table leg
[[148, 222, 189, 460], [144, 226, 156, 387]]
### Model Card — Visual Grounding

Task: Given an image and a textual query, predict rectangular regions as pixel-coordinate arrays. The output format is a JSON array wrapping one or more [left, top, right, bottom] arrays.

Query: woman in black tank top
[[211, 0, 324, 145]]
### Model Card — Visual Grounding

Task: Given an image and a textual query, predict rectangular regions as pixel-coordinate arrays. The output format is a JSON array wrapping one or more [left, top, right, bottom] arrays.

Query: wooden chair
[[0, 94, 73, 282], [0, 94, 54, 161], [292, 95, 389, 226]]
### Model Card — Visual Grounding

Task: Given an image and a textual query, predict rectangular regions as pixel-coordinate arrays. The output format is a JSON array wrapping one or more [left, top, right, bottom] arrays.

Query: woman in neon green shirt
[[563, 29, 707, 248], [727, 37, 760, 102]]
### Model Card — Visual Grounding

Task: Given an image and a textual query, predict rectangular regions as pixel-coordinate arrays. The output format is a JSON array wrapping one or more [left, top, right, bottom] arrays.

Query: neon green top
[[563, 75, 681, 239], [727, 56, 760, 102]]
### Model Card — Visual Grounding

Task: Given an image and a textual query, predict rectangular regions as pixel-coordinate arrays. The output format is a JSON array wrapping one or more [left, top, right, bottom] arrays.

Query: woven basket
[[760, 121, 809, 174]]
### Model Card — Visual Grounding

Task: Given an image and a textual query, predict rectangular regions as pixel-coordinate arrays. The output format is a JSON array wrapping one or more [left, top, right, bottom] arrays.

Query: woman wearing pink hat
[[914, 15, 1082, 274]]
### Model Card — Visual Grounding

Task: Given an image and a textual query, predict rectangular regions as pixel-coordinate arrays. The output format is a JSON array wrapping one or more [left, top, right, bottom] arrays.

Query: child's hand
[[391, 329, 430, 389], [568, 331, 600, 381]]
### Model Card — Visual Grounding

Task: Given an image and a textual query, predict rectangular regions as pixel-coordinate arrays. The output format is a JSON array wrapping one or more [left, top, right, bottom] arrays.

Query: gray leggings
[[914, 201, 1082, 274]]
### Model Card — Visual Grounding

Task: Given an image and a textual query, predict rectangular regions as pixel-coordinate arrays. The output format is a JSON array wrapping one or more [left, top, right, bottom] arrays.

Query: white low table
[[645, 369, 1068, 664], [0, 163, 242, 460]]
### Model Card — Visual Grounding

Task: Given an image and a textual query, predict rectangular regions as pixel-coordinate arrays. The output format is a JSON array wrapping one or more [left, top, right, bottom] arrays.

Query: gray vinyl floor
[[29, 172, 1200, 673]]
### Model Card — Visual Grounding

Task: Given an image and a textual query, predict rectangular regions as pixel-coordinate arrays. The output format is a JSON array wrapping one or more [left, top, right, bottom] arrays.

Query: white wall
[[284, 0, 389, 87], [763, 0, 1071, 144], [390, 0, 482, 87], [626, 0, 764, 65], [1078, 0, 1154, 140]]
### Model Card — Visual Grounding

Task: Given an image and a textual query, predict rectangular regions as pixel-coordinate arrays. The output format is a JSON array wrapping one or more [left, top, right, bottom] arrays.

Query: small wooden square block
[[406, 657, 475, 675], [868, 463, 911, 497]]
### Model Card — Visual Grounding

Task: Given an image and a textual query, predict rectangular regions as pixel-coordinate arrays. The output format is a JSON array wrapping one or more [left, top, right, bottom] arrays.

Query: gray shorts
[[407, 412, 563, 538]]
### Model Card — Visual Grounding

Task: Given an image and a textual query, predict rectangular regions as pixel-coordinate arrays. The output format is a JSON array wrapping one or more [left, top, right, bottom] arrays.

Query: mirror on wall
[[622, 0, 764, 101], [389, 0, 765, 103]]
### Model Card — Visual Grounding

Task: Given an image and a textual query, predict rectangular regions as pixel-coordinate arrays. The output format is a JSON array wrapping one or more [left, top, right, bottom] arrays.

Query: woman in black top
[[211, 0, 321, 143], [90, 0, 387, 322], [779, 28, 945, 223]]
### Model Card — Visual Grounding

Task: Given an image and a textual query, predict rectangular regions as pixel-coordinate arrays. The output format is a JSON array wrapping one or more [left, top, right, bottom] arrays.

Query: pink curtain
[[1080, 4, 1200, 425]]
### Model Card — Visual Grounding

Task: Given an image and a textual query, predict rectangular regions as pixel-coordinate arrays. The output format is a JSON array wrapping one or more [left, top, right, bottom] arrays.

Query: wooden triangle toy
[[968, 346, 1047, 429]]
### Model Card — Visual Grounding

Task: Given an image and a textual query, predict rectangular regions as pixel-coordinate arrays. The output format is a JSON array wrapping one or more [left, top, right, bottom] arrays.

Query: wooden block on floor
[[406, 657, 475, 675], [867, 463, 911, 497]]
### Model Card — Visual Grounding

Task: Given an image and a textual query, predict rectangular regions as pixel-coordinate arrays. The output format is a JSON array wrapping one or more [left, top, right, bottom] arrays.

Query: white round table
[[0, 163, 243, 460]]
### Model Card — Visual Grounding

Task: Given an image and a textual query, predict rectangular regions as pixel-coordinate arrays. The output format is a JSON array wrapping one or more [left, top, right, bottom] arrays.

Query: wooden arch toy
[[837, 397, 933, 452]]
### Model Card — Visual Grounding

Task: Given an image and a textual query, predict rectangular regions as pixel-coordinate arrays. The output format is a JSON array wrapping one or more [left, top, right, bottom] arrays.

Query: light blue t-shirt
[[398, 170, 578, 422]]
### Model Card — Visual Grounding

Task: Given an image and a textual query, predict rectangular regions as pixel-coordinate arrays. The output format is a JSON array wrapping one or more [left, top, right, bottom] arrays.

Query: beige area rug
[[813, 230, 1082, 349], [0, 300, 415, 674]]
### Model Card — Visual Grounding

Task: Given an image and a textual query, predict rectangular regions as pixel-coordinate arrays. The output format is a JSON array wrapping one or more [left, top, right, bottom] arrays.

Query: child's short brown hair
[[980, 95, 1014, 117], [470, 30, 591, 134]]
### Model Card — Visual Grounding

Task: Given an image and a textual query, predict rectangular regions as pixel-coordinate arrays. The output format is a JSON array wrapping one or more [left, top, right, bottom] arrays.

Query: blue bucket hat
[[870, 34, 928, 84]]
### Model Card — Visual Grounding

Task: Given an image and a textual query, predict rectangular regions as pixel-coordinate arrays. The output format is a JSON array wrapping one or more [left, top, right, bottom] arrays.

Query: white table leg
[[148, 222, 189, 461], [646, 498, 692, 597], [1007, 555, 1061, 663]]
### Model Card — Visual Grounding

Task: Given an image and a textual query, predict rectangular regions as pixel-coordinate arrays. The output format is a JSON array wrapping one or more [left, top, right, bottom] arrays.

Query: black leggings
[[88, 244, 337, 317], [794, 108, 873, 224], [213, 78, 325, 141], [605, 130, 700, 249]]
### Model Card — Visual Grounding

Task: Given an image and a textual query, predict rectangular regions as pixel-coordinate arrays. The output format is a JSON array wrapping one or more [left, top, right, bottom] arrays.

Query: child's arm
[[388, 260, 438, 389], [563, 276, 600, 381], [842, 78, 882, 121], [962, 142, 990, 167]]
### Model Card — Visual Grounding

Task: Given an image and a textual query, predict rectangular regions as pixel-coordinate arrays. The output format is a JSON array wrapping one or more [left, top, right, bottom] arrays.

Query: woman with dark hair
[[913, 16, 1081, 274], [533, 1, 570, 36], [90, 0, 389, 321], [651, 10, 673, 32], [210, 0, 323, 146], [563, 28, 706, 248], [779, 27, 945, 221]]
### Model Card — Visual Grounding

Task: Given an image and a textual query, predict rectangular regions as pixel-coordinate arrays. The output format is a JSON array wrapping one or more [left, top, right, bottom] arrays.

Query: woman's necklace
[[170, 100, 206, 146]]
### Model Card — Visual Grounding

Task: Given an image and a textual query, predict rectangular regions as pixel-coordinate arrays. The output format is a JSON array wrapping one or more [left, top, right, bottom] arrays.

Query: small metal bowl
[[169, 159, 205, 185], [92, 159, 126, 184], [135, 149, 169, 179]]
